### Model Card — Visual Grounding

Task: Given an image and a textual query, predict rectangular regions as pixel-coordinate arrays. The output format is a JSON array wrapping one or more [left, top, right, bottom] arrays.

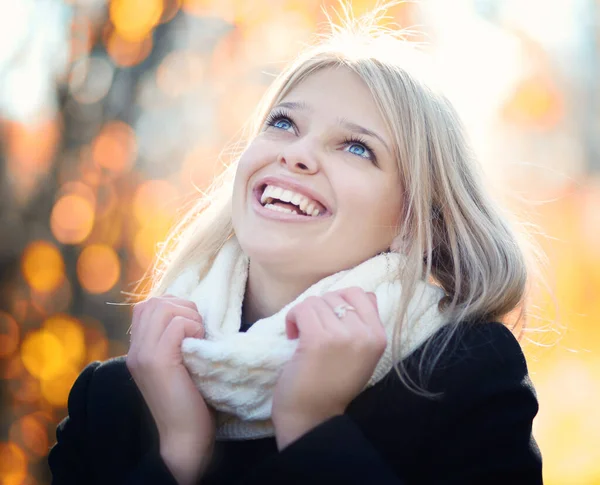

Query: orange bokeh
[[106, 30, 154, 68], [132, 180, 178, 225], [43, 315, 86, 369], [50, 194, 95, 245], [91, 121, 137, 176], [110, 0, 163, 42], [77, 244, 121, 294], [0, 442, 27, 485], [21, 241, 65, 293], [0, 312, 20, 359], [133, 216, 174, 268], [9, 414, 49, 458], [501, 75, 563, 130], [57, 181, 96, 207], [20, 330, 67, 381], [41, 367, 80, 408], [2, 117, 61, 205]]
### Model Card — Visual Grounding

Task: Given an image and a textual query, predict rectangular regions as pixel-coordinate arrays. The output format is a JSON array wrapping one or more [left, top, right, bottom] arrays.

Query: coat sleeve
[[238, 324, 543, 485], [48, 361, 180, 485]]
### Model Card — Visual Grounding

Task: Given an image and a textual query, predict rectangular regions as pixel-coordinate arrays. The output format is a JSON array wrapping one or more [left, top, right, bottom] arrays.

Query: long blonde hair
[[141, 3, 543, 395]]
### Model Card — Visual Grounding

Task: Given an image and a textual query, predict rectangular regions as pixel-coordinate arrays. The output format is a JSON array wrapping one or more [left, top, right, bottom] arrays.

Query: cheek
[[339, 181, 401, 232]]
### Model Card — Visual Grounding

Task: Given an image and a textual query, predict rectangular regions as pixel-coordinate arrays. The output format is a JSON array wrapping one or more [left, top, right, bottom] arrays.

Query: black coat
[[48, 321, 543, 485]]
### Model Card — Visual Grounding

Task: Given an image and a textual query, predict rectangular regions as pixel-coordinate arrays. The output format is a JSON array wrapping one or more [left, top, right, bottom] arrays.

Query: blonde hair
[[141, 3, 544, 395]]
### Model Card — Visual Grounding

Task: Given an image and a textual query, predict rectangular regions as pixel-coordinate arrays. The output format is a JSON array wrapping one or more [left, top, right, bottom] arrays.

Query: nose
[[276, 138, 320, 174]]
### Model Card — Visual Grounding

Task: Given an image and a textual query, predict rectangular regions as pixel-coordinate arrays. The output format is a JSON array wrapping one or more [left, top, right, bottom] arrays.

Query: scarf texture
[[167, 237, 447, 441]]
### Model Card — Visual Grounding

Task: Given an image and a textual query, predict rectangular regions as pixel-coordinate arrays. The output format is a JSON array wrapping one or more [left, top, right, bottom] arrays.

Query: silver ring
[[333, 303, 356, 319]]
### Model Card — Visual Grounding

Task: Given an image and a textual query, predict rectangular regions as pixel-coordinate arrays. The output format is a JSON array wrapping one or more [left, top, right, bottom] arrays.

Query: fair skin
[[232, 66, 403, 323], [127, 66, 403, 483]]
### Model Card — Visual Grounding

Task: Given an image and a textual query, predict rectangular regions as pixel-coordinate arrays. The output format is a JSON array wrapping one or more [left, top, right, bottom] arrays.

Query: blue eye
[[265, 109, 295, 133], [273, 118, 293, 131], [347, 143, 367, 157]]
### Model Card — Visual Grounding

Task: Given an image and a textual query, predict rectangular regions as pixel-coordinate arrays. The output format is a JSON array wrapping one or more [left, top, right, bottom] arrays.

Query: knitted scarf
[[167, 237, 447, 441]]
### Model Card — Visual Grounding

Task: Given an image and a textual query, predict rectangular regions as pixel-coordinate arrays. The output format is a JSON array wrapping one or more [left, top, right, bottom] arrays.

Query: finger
[[157, 315, 205, 360], [319, 292, 362, 332], [336, 287, 380, 327], [285, 298, 324, 341], [338, 289, 387, 348], [159, 295, 200, 313], [134, 299, 204, 349]]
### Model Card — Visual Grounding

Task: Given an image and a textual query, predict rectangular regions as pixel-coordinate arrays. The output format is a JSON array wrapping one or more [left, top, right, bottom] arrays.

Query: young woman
[[48, 7, 543, 485]]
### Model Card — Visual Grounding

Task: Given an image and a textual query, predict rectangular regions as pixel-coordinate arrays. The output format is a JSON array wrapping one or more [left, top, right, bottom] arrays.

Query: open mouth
[[256, 183, 328, 217]]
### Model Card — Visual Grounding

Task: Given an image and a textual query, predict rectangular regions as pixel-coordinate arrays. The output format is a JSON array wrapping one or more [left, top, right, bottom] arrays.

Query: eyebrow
[[272, 101, 392, 155]]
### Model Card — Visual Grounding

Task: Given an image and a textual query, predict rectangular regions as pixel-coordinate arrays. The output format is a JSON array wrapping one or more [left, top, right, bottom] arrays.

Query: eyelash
[[264, 110, 378, 165]]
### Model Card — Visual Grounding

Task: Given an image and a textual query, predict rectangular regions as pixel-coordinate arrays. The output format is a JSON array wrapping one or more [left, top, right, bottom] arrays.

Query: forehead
[[278, 67, 388, 133]]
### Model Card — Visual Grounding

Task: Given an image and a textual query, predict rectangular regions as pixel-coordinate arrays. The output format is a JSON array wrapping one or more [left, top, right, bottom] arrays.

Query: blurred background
[[0, 0, 598, 484]]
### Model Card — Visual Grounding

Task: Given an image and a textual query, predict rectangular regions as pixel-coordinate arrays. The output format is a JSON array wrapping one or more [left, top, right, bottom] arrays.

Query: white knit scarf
[[167, 237, 447, 441]]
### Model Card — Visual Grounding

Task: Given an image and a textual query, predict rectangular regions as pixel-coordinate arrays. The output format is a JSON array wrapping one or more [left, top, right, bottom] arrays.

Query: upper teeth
[[260, 185, 323, 217]]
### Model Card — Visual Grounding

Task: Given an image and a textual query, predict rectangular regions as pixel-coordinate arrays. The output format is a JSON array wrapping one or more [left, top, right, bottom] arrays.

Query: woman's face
[[232, 66, 403, 277]]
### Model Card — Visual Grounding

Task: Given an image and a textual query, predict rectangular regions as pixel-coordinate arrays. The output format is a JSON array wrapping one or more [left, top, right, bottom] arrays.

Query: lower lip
[[251, 189, 330, 223]]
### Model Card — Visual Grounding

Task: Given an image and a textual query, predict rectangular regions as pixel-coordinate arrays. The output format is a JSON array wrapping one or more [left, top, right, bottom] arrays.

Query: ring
[[333, 303, 356, 319]]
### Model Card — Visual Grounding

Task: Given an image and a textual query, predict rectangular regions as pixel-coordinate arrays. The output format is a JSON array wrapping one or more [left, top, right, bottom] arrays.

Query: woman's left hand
[[271, 287, 387, 450]]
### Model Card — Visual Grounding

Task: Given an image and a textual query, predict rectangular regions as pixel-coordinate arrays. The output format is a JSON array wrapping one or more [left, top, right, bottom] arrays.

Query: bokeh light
[[110, 0, 163, 42], [9, 413, 49, 458], [21, 242, 65, 293], [106, 29, 154, 67], [40, 367, 80, 408], [91, 121, 137, 176], [20, 330, 66, 381], [0, 312, 20, 359], [76, 244, 121, 294], [50, 194, 95, 244], [0, 442, 28, 485], [43, 315, 85, 369]]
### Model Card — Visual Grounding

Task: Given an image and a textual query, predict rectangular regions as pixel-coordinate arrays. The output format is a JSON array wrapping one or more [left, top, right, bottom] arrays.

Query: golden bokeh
[[110, 0, 163, 42], [21, 242, 65, 293], [91, 121, 137, 176], [0, 312, 20, 359], [50, 194, 95, 245], [43, 315, 86, 369], [77, 244, 121, 294], [133, 215, 175, 269], [40, 367, 80, 408], [20, 330, 67, 381], [0, 442, 27, 485]]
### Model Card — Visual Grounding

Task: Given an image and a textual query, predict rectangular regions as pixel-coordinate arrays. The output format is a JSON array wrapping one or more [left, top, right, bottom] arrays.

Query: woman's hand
[[271, 287, 387, 450], [126, 295, 215, 485]]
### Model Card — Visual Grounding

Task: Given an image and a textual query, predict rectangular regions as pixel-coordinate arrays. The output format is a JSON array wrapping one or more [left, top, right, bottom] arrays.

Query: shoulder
[[419, 321, 533, 397], [347, 321, 537, 448]]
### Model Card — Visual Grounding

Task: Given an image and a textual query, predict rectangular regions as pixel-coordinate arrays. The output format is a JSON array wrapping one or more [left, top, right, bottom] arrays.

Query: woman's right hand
[[126, 295, 215, 485]]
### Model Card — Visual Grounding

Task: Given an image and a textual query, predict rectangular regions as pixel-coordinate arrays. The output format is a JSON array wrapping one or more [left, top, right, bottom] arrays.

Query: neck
[[242, 260, 325, 326]]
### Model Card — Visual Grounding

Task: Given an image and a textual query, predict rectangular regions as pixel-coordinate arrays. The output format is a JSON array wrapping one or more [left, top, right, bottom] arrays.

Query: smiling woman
[[48, 3, 543, 485]]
